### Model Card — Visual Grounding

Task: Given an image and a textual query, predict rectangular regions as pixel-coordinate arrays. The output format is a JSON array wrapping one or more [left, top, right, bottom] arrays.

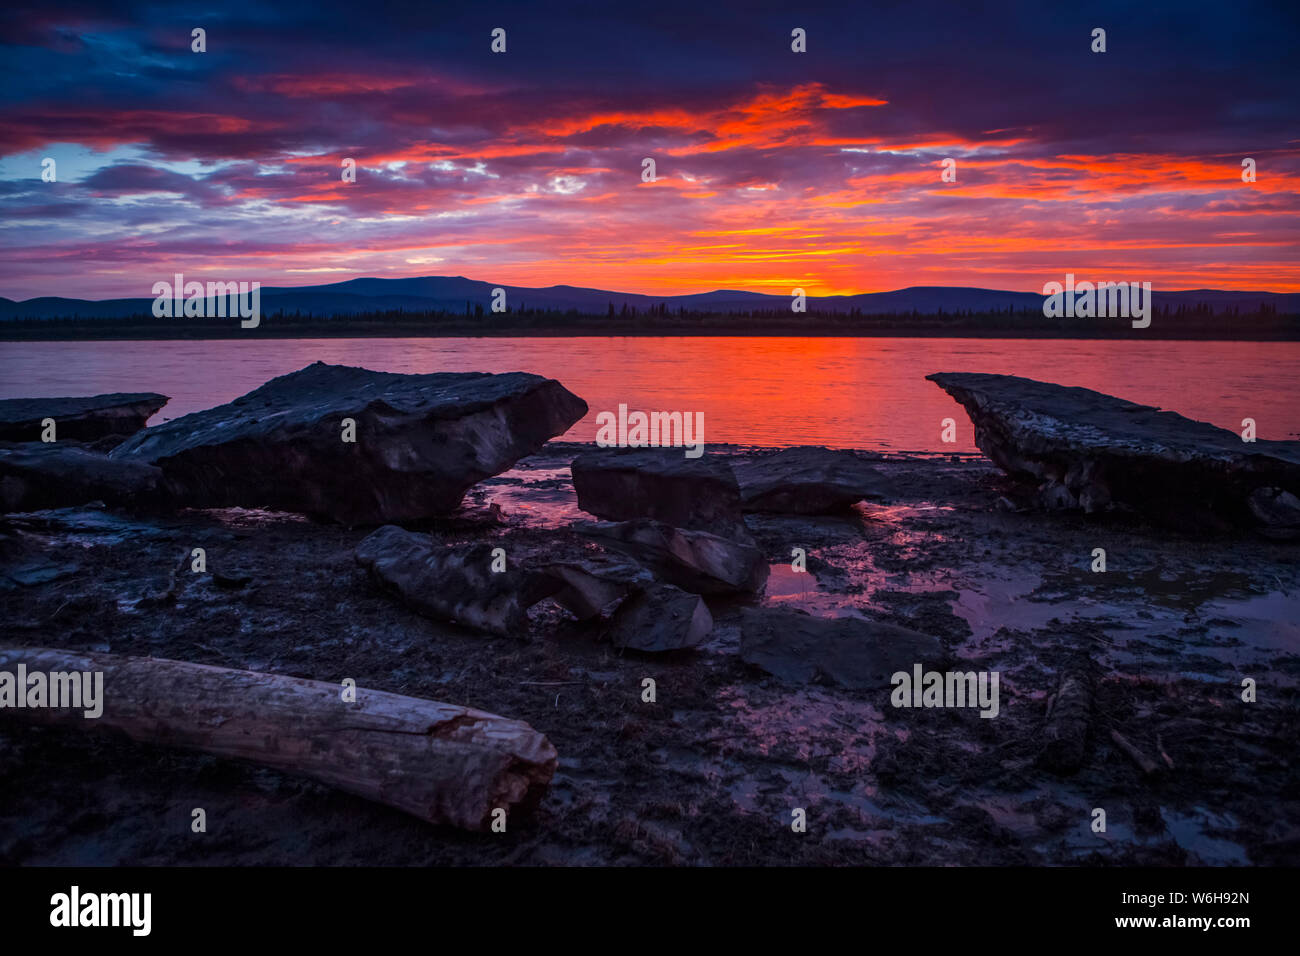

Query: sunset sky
[[2, 0, 1297, 300]]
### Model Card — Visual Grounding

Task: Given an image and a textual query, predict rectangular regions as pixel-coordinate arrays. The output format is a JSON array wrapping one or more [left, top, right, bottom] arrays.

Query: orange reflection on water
[[2, 337, 1297, 451]]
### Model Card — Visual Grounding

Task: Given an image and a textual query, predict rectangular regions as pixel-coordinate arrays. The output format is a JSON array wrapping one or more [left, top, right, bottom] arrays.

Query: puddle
[[204, 507, 314, 529], [762, 563, 871, 618], [1161, 807, 1250, 865], [1197, 590, 1300, 653], [479, 465, 583, 529]]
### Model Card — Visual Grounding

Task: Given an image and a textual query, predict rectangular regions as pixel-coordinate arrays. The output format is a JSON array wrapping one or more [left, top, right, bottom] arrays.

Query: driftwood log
[[1038, 664, 1093, 773], [0, 646, 556, 831]]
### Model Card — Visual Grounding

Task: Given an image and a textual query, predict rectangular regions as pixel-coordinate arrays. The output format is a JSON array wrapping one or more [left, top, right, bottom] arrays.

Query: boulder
[[0, 443, 165, 512], [355, 525, 560, 637], [733, 446, 892, 513], [928, 372, 1300, 535], [1247, 487, 1300, 539], [113, 362, 587, 524], [0, 392, 167, 443], [540, 555, 655, 620], [739, 607, 945, 690], [571, 447, 745, 536], [606, 583, 713, 652], [579, 519, 769, 595]]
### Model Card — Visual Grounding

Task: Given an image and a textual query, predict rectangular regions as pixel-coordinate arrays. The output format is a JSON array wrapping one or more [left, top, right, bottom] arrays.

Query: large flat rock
[[0, 393, 167, 442], [739, 607, 946, 690], [928, 372, 1300, 534], [112, 362, 587, 523], [733, 446, 892, 513], [571, 447, 746, 536], [0, 443, 165, 512]]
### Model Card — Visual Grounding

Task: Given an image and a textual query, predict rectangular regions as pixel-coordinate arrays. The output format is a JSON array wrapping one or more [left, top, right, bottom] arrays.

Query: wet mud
[[2, 444, 1296, 866]]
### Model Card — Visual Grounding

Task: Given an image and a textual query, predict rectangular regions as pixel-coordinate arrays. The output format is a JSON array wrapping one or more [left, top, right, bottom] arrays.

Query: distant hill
[[1, 276, 1297, 320]]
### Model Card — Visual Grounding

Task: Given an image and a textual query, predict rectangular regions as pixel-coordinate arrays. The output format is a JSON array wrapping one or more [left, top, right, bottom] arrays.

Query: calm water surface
[[2, 337, 1296, 452]]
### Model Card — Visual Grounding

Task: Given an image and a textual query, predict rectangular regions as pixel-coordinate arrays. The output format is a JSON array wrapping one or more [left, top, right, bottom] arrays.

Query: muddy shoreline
[[2, 443, 1297, 866]]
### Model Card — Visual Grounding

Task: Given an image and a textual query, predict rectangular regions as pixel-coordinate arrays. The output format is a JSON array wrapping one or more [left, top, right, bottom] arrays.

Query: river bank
[[3, 442, 1296, 865]]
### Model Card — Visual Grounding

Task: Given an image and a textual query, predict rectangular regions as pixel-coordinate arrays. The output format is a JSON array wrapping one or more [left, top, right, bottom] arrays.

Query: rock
[[0, 529, 80, 590], [212, 570, 253, 590], [738, 607, 945, 690], [4, 562, 77, 588], [0, 506, 176, 543], [579, 519, 769, 595], [606, 583, 713, 652], [0, 545, 79, 590], [355, 525, 560, 637], [571, 447, 745, 536], [112, 362, 587, 524], [0, 443, 165, 512], [540, 555, 654, 620], [0, 392, 167, 443], [733, 446, 891, 513], [1038, 481, 1078, 511], [83, 433, 134, 453], [1247, 487, 1300, 539], [928, 372, 1300, 533]]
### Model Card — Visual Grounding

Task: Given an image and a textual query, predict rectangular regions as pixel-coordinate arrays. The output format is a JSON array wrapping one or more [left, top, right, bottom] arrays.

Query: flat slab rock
[[928, 371, 1300, 533], [0, 443, 164, 513], [733, 446, 892, 514], [571, 447, 746, 536], [112, 362, 587, 524], [0, 393, 168, 443], [0, 531, 80, 590], [739, 607, 946, 691]]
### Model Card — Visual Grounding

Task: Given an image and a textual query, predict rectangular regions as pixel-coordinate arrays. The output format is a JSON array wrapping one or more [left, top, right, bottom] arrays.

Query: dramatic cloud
[[1, 0, 1297, 298]]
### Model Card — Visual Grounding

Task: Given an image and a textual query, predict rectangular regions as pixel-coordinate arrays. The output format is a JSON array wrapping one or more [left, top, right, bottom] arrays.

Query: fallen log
[[0, 646, 556, 831], [1038, 665, 1093, 773]]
